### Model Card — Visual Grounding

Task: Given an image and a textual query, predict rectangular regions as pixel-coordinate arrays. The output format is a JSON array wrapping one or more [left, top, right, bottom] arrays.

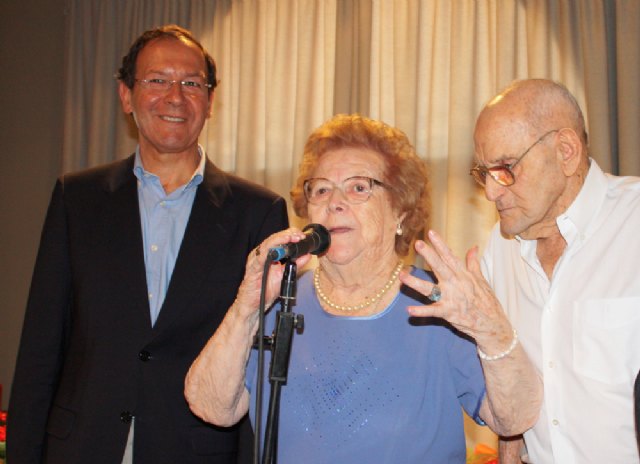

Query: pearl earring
[[396, 223, 403, 236]]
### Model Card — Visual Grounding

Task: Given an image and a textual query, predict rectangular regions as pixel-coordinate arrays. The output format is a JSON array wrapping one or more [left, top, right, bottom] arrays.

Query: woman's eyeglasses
[[303, 176, 387, 205]]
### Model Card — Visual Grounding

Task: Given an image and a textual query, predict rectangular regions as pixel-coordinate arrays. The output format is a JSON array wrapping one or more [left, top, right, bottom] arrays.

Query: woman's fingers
[[249, 228, 307, 267], [426, 230, 464, 273], [238, 228, 318, 313]]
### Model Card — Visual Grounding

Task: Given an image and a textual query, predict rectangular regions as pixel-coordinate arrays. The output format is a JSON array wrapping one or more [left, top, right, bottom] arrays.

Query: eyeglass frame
[[470, 129, 560, 187], [134, 77, 213, 93], [303, 176, 388, 205]]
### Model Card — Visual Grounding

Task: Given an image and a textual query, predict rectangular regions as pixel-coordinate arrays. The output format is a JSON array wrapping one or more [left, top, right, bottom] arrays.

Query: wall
[[0, 0, 66, 409]]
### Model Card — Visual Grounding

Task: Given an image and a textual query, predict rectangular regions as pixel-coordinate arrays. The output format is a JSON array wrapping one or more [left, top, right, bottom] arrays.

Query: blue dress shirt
[[133, 148, 205, 326]]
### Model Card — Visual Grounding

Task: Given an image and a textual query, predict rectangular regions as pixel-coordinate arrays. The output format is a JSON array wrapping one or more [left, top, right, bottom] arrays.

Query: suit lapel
[[102, 155, 153, 333]]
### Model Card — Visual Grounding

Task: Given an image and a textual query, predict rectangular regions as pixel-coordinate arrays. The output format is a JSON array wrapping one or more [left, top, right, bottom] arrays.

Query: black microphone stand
[[261, 260, 304, 464]]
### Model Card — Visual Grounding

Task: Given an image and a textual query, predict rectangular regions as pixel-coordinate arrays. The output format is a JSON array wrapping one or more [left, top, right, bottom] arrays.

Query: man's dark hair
[[116, 24, 217, 94]]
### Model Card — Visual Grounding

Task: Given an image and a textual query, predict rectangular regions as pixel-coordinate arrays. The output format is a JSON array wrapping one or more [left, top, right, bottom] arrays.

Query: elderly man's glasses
[[470, 129, 559, 187], [135, 78, 212, 94], [303, 176, 387, 205]]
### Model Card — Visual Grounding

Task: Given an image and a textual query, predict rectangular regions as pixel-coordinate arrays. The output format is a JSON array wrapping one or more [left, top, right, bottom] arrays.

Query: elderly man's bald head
[[477, 79, 588, 148]]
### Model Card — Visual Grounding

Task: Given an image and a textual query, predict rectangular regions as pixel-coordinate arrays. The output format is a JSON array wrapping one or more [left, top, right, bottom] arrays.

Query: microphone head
[[266, 223, 331, 261], [302, 223, 331, 256]]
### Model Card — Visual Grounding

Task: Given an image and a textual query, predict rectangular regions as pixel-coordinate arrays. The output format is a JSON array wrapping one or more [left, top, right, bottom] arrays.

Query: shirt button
[[151, 244, 158, 252], [160, 201, 166, 207], [120, 411, 133, 423], [552, 419, 559, 426], [548, 361, 554, 368], [139, 350, 151, 362]]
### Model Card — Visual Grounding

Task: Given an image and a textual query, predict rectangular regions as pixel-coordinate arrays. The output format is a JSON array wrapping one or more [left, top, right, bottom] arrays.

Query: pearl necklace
[[313, 261, 404, 312]]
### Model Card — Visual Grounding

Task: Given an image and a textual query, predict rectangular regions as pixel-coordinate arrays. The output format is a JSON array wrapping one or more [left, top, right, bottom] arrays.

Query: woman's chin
[[321, 249, 357, 267]]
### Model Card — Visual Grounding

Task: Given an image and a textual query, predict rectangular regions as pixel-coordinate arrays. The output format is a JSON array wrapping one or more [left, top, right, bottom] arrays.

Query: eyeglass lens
[[471, 166, 514, 187], [304, 176, 378, 204]]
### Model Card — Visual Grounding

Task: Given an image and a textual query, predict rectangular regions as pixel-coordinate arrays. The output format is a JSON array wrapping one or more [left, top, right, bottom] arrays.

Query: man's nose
[[484, 176, 505, 202], [165, 81, 186, 101]]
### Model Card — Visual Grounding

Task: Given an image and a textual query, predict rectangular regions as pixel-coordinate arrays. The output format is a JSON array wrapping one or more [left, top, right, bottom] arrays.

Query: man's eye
[[149, 78, 167, 84], [182, 81, 201, 88]]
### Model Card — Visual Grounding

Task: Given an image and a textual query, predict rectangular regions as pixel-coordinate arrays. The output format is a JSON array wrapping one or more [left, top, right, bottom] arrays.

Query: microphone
[[267, 224, 331, 261]]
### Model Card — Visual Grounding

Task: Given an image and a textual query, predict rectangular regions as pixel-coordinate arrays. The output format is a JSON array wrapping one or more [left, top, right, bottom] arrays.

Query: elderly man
[[401, 79, 640, 463], [8, 25, 287, 464]]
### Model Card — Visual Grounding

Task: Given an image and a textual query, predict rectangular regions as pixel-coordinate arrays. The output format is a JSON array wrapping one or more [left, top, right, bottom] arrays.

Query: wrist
[[477, 328, 518, 361]]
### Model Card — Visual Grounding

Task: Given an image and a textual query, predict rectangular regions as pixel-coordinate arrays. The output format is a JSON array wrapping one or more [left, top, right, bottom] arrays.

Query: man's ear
[[206, 91, 214, 119], [557, 128, 583, 177], [118, 81, 133, 114]]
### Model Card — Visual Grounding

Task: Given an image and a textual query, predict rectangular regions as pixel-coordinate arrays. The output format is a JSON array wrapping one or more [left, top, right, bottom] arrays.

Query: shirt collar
[[133, 145, 206, 190], [515, 158, 607, 250], [555, 158, 607, 247]]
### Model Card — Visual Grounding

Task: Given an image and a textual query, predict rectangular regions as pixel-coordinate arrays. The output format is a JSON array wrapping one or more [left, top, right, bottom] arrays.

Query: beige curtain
[[199, 0, 337, 205], [62, 0, 640, 452], [363, 0, 640, 257]]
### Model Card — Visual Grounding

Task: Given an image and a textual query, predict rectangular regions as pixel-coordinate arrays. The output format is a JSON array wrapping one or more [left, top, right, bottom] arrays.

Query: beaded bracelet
[[477, 328, 518, 361]]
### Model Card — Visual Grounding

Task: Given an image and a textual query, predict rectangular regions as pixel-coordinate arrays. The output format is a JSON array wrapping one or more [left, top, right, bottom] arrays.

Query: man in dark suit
[[7, 25, 288, 464], [636, 369, 640, 449]]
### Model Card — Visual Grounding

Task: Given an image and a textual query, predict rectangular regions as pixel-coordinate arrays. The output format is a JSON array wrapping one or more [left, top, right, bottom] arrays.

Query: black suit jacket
[[8, 155, 288, 463], [635, 369, 640, 449]]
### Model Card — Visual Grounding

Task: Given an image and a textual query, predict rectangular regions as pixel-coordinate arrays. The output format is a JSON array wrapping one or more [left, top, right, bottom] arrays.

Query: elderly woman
[[185, 114, 537, 463]]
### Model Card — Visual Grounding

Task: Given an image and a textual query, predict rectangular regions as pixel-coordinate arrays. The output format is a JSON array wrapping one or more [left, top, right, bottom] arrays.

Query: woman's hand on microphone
[[233, 227, 312, 323]]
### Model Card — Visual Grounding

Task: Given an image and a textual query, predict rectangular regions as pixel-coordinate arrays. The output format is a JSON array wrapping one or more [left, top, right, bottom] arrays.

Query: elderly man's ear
[[557, 128, 584, 177]]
